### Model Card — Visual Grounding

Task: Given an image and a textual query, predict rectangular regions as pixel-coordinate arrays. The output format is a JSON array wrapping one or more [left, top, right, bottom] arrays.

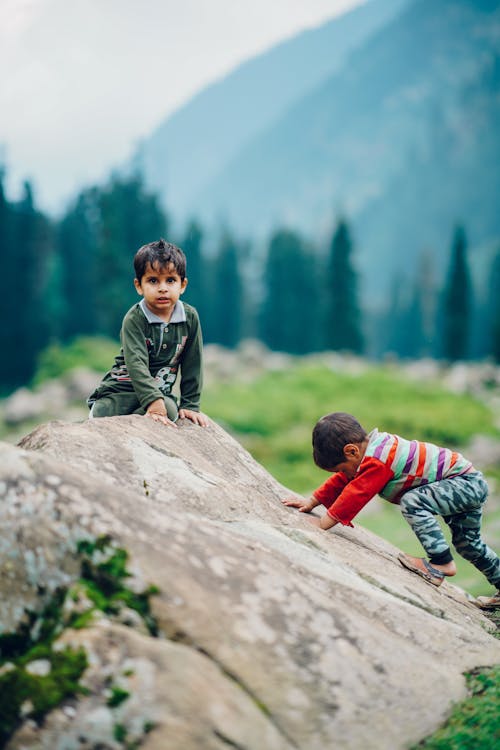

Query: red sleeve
[[313, 472, 349, 507], [326, 457, 394, 527]]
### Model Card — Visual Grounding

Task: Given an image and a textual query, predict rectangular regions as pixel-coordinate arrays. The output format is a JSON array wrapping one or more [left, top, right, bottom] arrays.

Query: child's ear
[[134, 278, 143, 296], [344, 443, 359, 458], [180, 277, 188, 294]]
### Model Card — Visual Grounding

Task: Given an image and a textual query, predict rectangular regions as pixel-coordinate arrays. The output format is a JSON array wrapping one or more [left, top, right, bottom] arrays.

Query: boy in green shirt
[[88, 238, 208, 427]]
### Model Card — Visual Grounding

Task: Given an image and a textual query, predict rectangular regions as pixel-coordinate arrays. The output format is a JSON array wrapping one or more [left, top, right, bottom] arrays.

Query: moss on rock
[[0, 535, 159, 746]]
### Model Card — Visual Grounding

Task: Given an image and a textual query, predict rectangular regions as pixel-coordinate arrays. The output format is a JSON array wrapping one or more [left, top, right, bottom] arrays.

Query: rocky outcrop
[[1, 416, 499, 749]]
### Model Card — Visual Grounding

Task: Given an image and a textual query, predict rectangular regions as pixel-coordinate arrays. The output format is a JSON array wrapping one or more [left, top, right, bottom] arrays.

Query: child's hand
[[282, 496, 314, 513], [179, 409, 209, 427], [145, 399, 178, 428]]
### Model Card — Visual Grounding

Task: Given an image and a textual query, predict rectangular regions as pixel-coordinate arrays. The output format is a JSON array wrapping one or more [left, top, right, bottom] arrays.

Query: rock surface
[[1, 415, 499, 749]]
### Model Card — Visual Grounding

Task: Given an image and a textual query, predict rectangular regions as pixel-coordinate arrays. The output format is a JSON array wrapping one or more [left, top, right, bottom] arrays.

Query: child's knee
[[91, 393, 140, 418], [89, 398, 115, 418]]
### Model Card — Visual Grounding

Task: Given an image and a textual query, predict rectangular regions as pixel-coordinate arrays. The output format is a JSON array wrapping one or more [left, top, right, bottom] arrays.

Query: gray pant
[[89, 392, 178, 421], [400, 472, 500, 588]]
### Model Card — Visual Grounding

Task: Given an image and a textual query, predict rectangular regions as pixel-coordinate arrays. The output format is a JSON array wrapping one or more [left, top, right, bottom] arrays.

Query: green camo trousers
[[399, 472, 500, 588]]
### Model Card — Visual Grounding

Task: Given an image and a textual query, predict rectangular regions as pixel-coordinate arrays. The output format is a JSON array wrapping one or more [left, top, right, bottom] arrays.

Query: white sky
[[0, 0, 363, 213]]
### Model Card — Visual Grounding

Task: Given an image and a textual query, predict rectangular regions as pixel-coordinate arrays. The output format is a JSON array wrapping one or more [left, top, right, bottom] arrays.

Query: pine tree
[[210, 230, 242, 348], [259, 229, 318, 354], [323, 219, 363, 354], [440, 225, 472, 361], [181, 220, 205, 322], [94, 175, 168, 338], [0, 170, 17, 388], [10, 182, 53, 385], [379, 277, 412, 359], [58, 189, 99, 340], [415, 250, 439, 358], [399, 251, 438, 359], [487, 250, 500, 362]]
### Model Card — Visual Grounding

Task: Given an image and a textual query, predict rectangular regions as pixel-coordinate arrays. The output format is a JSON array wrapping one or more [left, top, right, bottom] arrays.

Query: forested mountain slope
[[134, 0, 410, 223], [192, 0, 500, 297]]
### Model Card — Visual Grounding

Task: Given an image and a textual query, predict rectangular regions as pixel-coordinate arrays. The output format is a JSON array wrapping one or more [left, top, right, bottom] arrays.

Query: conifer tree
[[324, 218, 363, 354], [487, 250, 500, 362], [0, 170, 17, 388], [379, 278, 412, 359], [11, 182, 53, 385], [259, 229, 319, 353], [181, 220, 205, 322], [210, 230, 242, 348], [58, 189, 99, 340], [440, 225, 472, 361], [401, 251, 438, 359], [94, 175, 167, 338]]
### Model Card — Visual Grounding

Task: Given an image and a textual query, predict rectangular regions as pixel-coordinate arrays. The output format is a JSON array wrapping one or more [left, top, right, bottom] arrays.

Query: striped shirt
[[366, 429, 473, 500], [313, 428, 474, 526]]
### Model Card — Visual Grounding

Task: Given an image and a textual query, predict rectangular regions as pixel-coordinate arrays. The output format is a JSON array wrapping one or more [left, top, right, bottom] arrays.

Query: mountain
[[133, 0, 410, 224], [190, 0, 500, 300]]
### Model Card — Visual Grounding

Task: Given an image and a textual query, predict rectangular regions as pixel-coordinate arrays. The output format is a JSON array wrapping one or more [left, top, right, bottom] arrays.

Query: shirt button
[[162, 344, 167, 349]]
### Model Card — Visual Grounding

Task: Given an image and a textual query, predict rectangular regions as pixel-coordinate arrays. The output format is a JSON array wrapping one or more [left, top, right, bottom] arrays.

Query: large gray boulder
[[1, 416, 499, 749]]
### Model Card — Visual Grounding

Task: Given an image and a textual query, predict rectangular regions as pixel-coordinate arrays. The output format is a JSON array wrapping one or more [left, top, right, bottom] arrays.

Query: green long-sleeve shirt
[[88, 299, 203, 411]]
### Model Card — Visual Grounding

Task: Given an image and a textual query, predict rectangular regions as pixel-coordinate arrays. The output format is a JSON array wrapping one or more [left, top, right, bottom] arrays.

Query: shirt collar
[[139, 298, 186, 324]]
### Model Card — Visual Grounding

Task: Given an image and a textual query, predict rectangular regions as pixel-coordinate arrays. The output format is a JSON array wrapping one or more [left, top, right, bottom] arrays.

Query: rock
[[3, 388, 48, 425], [1, 369, 100, 428], [24, 659, 51, 677], [466, 434, 500, 473], [2, 415, 500, 749], [62, 368, 101, 402]]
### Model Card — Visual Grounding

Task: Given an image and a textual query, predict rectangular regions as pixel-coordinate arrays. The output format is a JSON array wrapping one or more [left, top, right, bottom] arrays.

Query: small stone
[[0, 662, 15, 676], [20, 699, 34, 717], [25, 658, 51, 677], [45, 474, 62, 486]]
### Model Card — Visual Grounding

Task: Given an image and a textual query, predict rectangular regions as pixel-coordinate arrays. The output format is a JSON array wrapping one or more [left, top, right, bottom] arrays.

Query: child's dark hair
[[312, 412, 367, 470], [134, 238, 187, 281]]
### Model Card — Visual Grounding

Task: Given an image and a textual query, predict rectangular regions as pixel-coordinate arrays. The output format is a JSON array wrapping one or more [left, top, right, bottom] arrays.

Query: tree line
[[1, 170, 499, 392]]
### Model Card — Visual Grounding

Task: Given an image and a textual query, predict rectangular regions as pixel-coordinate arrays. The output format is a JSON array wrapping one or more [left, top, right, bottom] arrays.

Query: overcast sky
[[0, 0, 363, 213]]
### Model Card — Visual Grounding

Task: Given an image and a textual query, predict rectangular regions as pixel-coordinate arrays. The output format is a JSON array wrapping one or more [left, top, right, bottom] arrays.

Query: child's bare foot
[[398, 553, 455, 587], [431, 560, 457, 577]]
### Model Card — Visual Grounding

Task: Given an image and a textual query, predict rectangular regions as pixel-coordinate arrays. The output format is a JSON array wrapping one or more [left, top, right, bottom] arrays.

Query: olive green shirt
[[88, 299, 203, 411]]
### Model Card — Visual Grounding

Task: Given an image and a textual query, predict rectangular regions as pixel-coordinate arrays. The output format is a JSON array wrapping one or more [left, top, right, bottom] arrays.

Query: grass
[[32, 335, 118, 385], [0, 589, 88, 746], [412, 667, 500, 749], [202, 363, 498, 491]]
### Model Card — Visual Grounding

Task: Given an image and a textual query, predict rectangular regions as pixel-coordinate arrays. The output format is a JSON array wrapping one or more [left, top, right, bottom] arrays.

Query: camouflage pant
[[400, 472, 500, 588]]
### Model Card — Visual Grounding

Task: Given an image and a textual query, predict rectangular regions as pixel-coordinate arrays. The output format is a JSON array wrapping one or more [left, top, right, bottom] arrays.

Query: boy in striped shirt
[[283, 412, 500, 608]]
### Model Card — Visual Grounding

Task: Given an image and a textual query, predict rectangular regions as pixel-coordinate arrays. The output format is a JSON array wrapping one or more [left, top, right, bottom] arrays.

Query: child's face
[[134, 262, 187, 320]]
